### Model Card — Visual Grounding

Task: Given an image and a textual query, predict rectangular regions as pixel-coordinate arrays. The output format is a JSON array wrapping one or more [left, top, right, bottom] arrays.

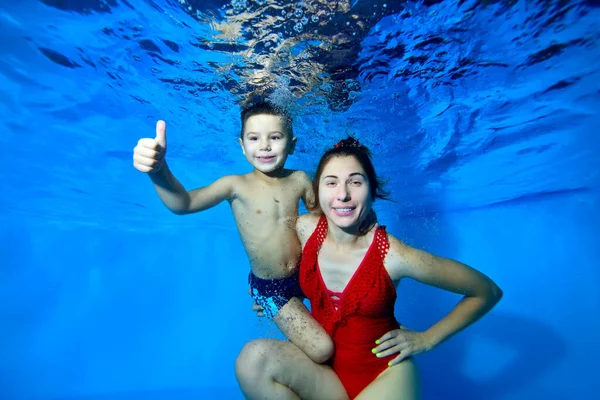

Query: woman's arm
[[386, 236, 503, 350]]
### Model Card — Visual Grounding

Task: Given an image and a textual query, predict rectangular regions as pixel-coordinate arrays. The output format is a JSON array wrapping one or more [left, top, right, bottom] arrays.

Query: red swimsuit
[[299, 216, 399, 399]]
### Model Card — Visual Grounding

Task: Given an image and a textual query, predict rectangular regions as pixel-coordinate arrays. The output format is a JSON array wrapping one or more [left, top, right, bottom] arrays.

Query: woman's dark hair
[[309, 136, 390, 213]]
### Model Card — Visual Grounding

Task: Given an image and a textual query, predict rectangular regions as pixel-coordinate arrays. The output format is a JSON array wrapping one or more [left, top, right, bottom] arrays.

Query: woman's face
[[318, 155, 373, 231]]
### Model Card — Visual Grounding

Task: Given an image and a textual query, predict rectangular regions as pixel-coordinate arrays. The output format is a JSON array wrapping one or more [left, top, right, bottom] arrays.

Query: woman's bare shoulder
[[382, 232, 415, 281]]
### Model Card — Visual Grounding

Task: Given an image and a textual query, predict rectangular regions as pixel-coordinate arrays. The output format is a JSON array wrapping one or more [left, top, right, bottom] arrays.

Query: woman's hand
[[248, 289, 265, 317], [372, 326, 433, 366]]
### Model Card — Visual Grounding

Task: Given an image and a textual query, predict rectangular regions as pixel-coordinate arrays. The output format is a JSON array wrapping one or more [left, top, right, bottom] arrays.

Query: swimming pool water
[[0, 1, 598, 399]]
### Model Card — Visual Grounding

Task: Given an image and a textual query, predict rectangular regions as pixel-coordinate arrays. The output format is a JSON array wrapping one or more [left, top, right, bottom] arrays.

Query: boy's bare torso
[[228, 169, 311, 279]]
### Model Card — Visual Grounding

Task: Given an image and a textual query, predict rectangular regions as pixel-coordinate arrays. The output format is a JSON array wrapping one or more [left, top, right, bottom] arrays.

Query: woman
[[235, 137, 502, 399]]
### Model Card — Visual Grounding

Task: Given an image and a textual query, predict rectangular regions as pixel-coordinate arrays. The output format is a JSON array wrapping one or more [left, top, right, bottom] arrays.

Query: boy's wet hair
[[240, 100, 294, 138], [309, 136, 390, 213]]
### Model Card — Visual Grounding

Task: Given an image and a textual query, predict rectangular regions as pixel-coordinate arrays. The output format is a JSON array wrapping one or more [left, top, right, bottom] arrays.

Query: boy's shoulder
[[217, 173, 246, 186], [212, 174, 248, 198], [285, 169, 311, 183]]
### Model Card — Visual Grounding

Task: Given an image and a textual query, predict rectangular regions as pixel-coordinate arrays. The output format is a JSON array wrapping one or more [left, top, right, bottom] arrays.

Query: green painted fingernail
[[375, 340, 380, 344], [388, 361, 392, 367], [371, 348, 377, 354]]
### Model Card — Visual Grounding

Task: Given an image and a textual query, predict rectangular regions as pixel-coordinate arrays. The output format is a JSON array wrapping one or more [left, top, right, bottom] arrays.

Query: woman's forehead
[[322, 156, 365, 175]]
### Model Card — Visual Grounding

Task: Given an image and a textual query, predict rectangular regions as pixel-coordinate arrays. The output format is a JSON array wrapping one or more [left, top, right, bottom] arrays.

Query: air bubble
[[231, 0, 248, 13], [294, 22, 303, 33]]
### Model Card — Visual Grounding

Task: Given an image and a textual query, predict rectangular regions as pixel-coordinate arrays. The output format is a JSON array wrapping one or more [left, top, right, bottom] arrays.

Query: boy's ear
[[288, 136, 298, 155], [238, 138, 246, 155]]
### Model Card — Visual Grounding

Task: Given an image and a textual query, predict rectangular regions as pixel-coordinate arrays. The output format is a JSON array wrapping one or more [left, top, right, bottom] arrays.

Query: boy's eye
[[350, 180, 362, 186]]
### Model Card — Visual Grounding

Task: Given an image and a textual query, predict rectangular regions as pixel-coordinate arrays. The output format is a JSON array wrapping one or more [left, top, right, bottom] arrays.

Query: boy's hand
[[133, 120, 167, 173]]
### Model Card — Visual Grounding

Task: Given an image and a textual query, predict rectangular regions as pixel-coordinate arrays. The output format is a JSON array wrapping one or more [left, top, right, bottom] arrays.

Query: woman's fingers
[[248, 289, 264, 316], [373, 341, 405, 358], [375, 329, 399, 345], [387, 351, 409, 367]]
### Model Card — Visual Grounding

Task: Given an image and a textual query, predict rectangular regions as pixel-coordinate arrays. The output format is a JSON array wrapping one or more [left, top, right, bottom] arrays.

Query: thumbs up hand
[[133, 120, 167, 174]]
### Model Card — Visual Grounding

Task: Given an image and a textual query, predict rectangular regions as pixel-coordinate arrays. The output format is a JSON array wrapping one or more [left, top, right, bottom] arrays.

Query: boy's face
[[239, 114, 296, 174]]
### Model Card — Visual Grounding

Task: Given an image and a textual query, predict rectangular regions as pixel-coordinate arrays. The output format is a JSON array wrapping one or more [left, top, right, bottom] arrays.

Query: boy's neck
[[251, 168, 291, 181]]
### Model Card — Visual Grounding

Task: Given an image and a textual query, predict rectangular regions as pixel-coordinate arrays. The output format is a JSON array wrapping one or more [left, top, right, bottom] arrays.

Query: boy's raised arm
[[134, 120, 236, 215]]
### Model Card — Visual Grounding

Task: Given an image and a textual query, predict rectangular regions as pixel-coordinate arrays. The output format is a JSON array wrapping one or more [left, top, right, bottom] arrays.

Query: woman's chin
[[328, 216, 360, 230]]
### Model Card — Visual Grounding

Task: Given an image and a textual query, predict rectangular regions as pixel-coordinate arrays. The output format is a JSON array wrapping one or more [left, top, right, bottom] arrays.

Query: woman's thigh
[[235, 338, 349, 400], [354, 357, 420, 400]]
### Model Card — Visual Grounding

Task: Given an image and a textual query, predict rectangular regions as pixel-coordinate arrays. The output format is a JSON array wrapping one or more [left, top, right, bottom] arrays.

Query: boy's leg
[[248, 271, 333, 363], [273, 297, 334, 364], [235, 338, 348, 400]]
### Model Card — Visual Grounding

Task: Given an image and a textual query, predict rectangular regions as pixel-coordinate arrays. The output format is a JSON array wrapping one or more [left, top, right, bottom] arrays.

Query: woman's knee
[[235, 339, 273, 383]]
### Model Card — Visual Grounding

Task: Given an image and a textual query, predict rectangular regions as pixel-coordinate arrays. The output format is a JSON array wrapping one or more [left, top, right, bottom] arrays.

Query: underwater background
[[0, 0, 598, 399]]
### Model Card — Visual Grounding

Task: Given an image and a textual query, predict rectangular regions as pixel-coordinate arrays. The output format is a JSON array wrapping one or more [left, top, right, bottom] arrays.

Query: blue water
[[0, 0, 598, 399]]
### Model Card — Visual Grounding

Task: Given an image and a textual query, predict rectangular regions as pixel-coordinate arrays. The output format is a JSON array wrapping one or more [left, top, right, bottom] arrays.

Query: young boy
[[132, 102, 333, 363]]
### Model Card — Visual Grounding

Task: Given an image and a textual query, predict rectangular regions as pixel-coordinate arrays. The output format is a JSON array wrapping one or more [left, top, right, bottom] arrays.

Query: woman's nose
[[337, 185, 350, 201]]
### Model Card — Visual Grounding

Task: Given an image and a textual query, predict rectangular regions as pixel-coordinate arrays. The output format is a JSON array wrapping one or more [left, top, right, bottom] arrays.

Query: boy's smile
[[256, 155, 276, 163]]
